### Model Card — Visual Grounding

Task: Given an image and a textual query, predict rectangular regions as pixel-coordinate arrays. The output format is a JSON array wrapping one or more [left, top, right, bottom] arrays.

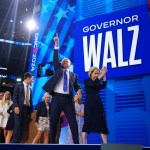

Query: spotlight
[[26, 19, 36, 30], [20, 20, 23, 23], [16, 78, 22, 82], [10, 20, 13, 22]]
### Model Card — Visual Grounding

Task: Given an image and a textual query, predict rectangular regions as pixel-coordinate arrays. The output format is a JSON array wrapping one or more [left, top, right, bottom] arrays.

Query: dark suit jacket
[[36, 101, 51, 122], [42, 50, 80, 95], [13, 83, 33, 114]]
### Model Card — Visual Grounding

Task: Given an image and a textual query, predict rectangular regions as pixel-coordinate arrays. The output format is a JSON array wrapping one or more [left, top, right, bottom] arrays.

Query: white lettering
[[124, 17, 131, 24], [103, 31, 117, 68], [128, 25, 141, 65], [82, 25, 141, 72], [132, 15, 138, 22], [117, 29, 128, 67], [30, 32, 39, 72], [83, 34, 102, 71], [83, 15, 139, 33], [96, 23, 103, 30], [116, 19, 123, 25], [109, 20, 116, 27], [90, 25, 97, 31], [83, 26, 89, 33], [103, 22, 109, 28]]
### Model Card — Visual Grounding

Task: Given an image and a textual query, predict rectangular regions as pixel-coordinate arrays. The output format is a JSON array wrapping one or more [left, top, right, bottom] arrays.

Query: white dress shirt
[[54, 69, 70, 94], [23, 82, 30, 106]]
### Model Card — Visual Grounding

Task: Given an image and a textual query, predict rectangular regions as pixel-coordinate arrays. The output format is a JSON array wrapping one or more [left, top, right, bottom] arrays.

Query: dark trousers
[[50, 93, 79, 144], [0, 128, 5, 143], [12, 105, 30, 143]]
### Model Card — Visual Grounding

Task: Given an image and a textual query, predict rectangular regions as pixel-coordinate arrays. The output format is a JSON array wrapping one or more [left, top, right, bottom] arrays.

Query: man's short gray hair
[[61, 58, 71, 66]]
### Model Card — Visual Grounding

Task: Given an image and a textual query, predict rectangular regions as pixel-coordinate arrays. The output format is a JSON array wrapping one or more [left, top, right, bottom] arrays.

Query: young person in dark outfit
[[32, 92, 51, 144], [5, 104, 14, 143]]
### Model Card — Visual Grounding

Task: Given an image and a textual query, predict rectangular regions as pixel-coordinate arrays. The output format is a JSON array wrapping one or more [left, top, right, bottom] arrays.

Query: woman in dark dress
[[82, 66, 109, 144], [5, 103, 14, 143]]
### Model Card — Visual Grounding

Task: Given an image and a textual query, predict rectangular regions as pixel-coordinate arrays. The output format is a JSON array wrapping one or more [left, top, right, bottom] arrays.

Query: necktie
[[26, 85, 29, 106], [63, 70, 68, 92]]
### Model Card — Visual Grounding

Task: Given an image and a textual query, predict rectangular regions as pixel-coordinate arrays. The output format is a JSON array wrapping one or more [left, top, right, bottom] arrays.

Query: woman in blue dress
[[66, 93, 84, 144]]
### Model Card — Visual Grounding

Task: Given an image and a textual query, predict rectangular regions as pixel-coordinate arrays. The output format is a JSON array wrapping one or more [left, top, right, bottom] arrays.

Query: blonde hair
[[88, 66, 100, 77], [42, 92, 50, 101], [1, 91, 11, 107]]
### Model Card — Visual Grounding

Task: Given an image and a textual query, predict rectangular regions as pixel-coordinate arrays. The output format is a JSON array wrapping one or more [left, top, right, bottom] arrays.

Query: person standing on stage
[[11, 72, 34, 143], [32, 92, 51, 144], [0, 91, 12, 142], [42, 33, 82, 144], [0, 92, 4, 143], [66, 93, 85, 144], [82, 66, 109, 144], [5, 103, 14, 143]]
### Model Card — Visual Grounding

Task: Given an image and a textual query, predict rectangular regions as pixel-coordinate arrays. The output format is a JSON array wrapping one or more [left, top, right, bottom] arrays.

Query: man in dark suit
[[12, 72, 33, 143], [43, 33, 82, 144]]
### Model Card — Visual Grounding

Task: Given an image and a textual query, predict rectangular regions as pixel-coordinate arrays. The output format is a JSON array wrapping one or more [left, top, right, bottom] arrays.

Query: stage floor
[[0, 144, 149, 150]]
